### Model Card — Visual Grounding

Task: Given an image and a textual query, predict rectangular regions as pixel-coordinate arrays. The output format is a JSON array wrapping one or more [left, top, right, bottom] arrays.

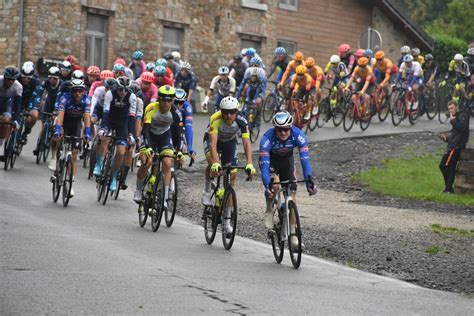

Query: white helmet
[[330, 55, 340, 64], [218, 66, 230, 75], [467, 47, 474, 56], [171, 51, 181, 60], [454, 53, 463, 61], [21, 61, 35, 77], [240, 48, 247, 57], [272, 111, 293, 128], [181, 61, 192, 71], [400, 45, 410, 54], [219, 96, 239, 110], [249, 66, 260, 77], [72, 70, 84, 80]]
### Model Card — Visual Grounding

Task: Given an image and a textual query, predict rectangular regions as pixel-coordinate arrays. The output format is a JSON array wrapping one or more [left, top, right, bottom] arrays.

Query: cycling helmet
[[467, 47, 474, 56], [425, 54, 434, 61], [100, 70, 114, 80], [87, 65, 100, 76], [233, 54, 243, 61], [400, 45, 410, 54], [250, 56, 262, 66], [146, 62, 155, 71], [248, 67, 260, 77], [103, 77, 117, 89], [365, 48, 374, 57], [454, 53, 463, 61], [305, 57, 315, 67], [245, 47, 256, 57], [355, 49, 365, 58], [154, 65, 167, 76], [330, 55, 341, 64], [171, 51, 181, 60], [70, 78, 86, 90], [113, 63, 125, 72], [164, 53, 173, 60], [158, 85, 176, 100], [357, 57, 369, 66], [181, 61, 192, 71], [275, 47, 286, 55], [114, 58, 126, 66], [218, 66, 230, 75], [272, 111, 293, 128], [411, 47, 420, 56], [72, 70, 84, 80], [21, 61, 35, 77], [116, 76, 131, 89], [132, 50, 144, 60], [155, 58, 167, 67], [339, 43, 351, 54], [295, 65, 307, 74], [240, 48, 247, 57], [3, 67, 19, 79], [294, 51, 304, 62], [48, 66, 61, 78], [403, 54, 414, 62], [375, 51, 385, 59], [175, 88, 187, 101], [65, 55, 77, 65], [140, 71, 155, 83], [129, 80, 141, 94], [60, 61, 72, 70], [219, 96, 239, 110]]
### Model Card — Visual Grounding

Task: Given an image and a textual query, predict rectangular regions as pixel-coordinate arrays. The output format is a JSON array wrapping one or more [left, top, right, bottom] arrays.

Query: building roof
[[374, 0, 434, 52]]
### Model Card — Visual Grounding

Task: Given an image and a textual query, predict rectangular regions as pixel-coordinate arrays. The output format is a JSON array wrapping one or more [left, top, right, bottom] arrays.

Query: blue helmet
[[365, 48, 374, 58], [175, 88, 187, 101], [275, 47, 286, 55], [250, 56, 262, 66], [113, 64, 125, 72], [3, 66, 20, 80], [155, 58, 167, 67], [154, 65, 167, 76], [245, 47, 256, 56], [132, 50, 144, 60], [145, 62, 155, 71], [272, 111, 293, 128]]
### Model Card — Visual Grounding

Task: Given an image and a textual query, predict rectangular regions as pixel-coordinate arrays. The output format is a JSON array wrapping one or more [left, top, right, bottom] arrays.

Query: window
[[85, 13, 107, 68], [162, 26, 184, 56], [279, 0, 298, 11], [240, 39, 262, 55], [277, 40, 296, 56], [241, 0, 268, 11]]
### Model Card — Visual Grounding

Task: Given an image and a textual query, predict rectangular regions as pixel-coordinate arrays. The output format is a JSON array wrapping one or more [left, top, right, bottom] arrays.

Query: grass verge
[[430, 224, 474, 238], [354, 152, 474, 207]]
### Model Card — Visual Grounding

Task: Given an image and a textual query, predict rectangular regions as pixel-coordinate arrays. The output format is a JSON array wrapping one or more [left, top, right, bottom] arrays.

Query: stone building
[[1, 0, 432, 88]]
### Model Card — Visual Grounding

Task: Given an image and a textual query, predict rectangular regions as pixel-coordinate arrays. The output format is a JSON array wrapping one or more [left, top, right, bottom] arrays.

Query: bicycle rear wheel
[[204, 205, 218, 244], [222, 187, 237, 250], [270, 204, 284, 263], [343, 102, 355, 132], [288, 201, 302, 269], [377, 94, 391, 122], [165, 171, 178, 227], [262, 94, 275, 123], [99, 153, 112, 205], [316, 99, 330, 128], [138, 197, 149, 228], [62, 155, 74, 207], [438, 92, 450, 124], [151, 173, 164, 232], [408, 101, 419, 125], [42, 127, 51, 163], [391, 94, 405, 126], [52, 165, 62, 203]]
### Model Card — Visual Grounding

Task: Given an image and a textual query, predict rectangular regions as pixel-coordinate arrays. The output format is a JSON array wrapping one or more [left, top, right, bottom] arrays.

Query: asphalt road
[[1, 118, 473, 314]]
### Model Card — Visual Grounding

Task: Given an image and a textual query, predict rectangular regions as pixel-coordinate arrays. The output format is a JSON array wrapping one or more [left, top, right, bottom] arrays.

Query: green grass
[[430, 224, 474, 238], [355, 151, 474, 207], [424, 246, 449, 254]]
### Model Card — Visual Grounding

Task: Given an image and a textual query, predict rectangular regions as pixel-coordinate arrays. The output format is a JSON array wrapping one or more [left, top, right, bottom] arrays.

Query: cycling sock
[[122, 166, 130, 182], [0, 139, 4, 155], [204, 179, 211, 192], [95, 154, 103, 167], [224, 207, 233, 219], [164, 185, 169, 200]]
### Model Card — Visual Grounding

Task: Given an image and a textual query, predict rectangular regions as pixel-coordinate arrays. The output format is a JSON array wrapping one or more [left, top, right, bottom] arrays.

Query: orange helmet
[[100, 70, 114, 80], [358, 57, 369, 66], [87, 65, 100, 76], [305, 57, 315, 67], [375, 51, 385, 60], [140, 71, 155, 83], [295, 65, 307, 75], [294, 51, 304, 62], [355, 49, 365, 58]]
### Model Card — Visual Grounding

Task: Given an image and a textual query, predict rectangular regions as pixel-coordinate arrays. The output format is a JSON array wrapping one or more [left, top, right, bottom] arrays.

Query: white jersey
[[399, 61, 423, 78], [209, 75, 236, 96], [91, 86, 107, 114], [0, 76, 23, 98]]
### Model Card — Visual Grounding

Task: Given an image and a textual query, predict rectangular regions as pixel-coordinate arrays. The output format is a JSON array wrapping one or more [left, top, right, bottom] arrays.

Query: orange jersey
[[306, 65, 324, 82], [374, 58, 395, 74], [351, 65, 375, 84], [290, 73, 313, 91], [281, 60, 305, 85]]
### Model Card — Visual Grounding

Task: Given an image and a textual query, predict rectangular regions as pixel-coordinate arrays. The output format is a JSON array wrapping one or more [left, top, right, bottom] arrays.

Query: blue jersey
[[259, 126, 312, 188], [57, 92, 91, 118], [179, 100, 194, 153], [237, 76, 267, 102], [174, 71, 197, 92], [30, 79, 62, 111]]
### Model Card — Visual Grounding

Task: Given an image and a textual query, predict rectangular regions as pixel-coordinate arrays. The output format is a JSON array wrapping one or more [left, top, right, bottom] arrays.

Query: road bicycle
[[203, 165, 250, 250], [420, 83, 438, 120], [51, 136, 81, 207], [288, 97, 305, 130], [267, 179, 308, 269], [343, 92, 372, 132], [96, 131, 118, 205], [262, 81, 284, 123], [1, 109, 29, 170], [240, 100, 261, 143], [35, 112, 55, 165], [370, 84, 391, 122], [391, 82, 419, 126]]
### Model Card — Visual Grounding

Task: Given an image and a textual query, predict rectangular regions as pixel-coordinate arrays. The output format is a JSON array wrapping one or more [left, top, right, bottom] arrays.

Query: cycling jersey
[[268, 55, 290, 81], [128, 60, 147, 80], [351, 66, 376, 84], [259, 126, 312, 189], [397, 62, 423, 86], [374, 58, 396, 84], [280, 60, 305, 85], [20, 77, 40, 110], [237, 74, 267, 102], [143, 101, 182, 136], [306, 65, 324, 88], [423, 62, 439, 83], [30, 79, 61, 112], [138, 80, 158, 106], [56, 92, 91, 119], [448, 60, 471, 79], [290, 73, 312, 91], [0, 76, 23, 118], [154, 76, 174, 88], [88, 81, 102, 97], [228, 60, 249, 87], [91, 86, 107, 118], [325, 62, 350, 87], [171, 100, 193, 153], [209, 76, 236, 97], [102, 89, 137, 142], [465, 56, 474, 74], [174, 71, 197, 93], [341, 53, 356, 73], [208, 111, 249, 142]]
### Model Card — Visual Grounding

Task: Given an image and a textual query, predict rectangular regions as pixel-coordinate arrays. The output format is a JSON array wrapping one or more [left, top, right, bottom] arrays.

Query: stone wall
[[0, 0, 20, 67]]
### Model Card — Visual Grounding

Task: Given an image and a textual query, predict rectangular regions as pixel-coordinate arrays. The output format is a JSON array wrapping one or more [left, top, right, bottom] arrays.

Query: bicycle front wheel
[[151, 173, 164, 232], [288, 201, 302, 269], [62, 155, 74, 207], [377, 94, 391, 122], [52, 166, 62, 203], [391, 93, 405, 126], [138, 198, 149, 228], [203, 205, 217, 244], [343, 102, 355, 132], [262, 94, 275, 123], [222, 187, 238, 250], [270, 204, 284, 263], [165, 171, 178, 227]]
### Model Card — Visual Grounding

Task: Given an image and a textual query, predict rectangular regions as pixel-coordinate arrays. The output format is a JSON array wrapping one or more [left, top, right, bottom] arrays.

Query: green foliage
[[430, 224, 474, 238], [431, 34, 468, 73], [424, 246, 449, 254]]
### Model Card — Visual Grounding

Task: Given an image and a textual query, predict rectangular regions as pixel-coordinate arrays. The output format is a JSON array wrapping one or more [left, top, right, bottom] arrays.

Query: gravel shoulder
[[176, 131, 473, 294]]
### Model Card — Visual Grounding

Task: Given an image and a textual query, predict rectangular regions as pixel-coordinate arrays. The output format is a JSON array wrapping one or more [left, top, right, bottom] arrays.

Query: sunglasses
[[175, 100, 185, 105], [275, 127, 290, 133], [156, 75, 165, 78], [297, 74, 304, 76], [221, 109, 237, 115], [72, 89, 84, 94], [117, 87, 127, 92]]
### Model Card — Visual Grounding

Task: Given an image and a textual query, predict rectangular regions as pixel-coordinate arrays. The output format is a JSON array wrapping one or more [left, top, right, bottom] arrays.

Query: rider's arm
[[11, 82, 23, 122], [229, 77, 236, 96], [208, 130, 219, 164], [100, 90, 113, 129], [280, 62, 293, 86], [294, 127, 313, 180], [127, 94, 137, 137], [207, 75, 218, 97], [267, 59, 278, 79], [237, 117, 252, 165], [259, 129, 272, 189], [172, 106, 183, 150], [183, 102, 194, 153]]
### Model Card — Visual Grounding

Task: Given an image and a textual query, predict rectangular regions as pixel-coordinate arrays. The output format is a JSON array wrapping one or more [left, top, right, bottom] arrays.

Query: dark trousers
[[439, 148, 463, 192]]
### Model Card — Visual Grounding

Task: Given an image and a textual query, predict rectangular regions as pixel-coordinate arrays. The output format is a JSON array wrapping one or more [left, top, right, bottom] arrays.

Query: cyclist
[[259, 111, 316, 246], [59, 61, 72, 81], [19, 62, 40, 145], [304, 57, 324, 119], [398, 45, 411, 67], [30, 66, 63, 156], [138, 71, 158, 106], [155, 58, 174, 81], [411, 48, 424, 66], [237, 66, 267, 122], [128, 50, 146, 80], [85, 66, 101, 91], [365, 48, 376, 67], [243, 47, 265, 69], [345, 57, 376, 115], [338, 43, 356, 73], [113, 58, 134, 80], [146, 62, 156, 73], [228, 54, 249, 91], [90, 77, 117, 126], [325, 55, 350, 108], [442, 53, 471, 103], [154, 65, 174, 88], [65, 55, 81, 71], [0, 67, 23, 160], [89, 70, 114, 97], [202, 66, 236, 112], [201, 96, 256, 235], [422, 54, 439, 95], [164, 53, 181, 77], [133, 85, 182, 207], [395, 54, 423, 109], [171, 88, 195, 162], [112, 63, 126, 78], [267, 47, 290, 85], [174, 62, 197, 106], [373, 50, 396, 105], [287, 65, 312, 118], [49, 79, 92, 196], [92, 76, 137, 193], [279, 51, 305, 91]]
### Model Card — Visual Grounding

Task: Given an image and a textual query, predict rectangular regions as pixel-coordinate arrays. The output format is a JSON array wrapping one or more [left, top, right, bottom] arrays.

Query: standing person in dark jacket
[[439, 100, 470, 193]]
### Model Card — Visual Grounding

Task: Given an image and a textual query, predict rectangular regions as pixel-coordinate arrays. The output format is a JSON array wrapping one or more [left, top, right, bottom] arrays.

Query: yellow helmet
[[295, 65, 307, 75]]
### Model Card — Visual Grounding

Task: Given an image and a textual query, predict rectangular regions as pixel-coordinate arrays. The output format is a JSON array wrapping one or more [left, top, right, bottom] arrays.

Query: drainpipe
[[17, 0, 24, 67]]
